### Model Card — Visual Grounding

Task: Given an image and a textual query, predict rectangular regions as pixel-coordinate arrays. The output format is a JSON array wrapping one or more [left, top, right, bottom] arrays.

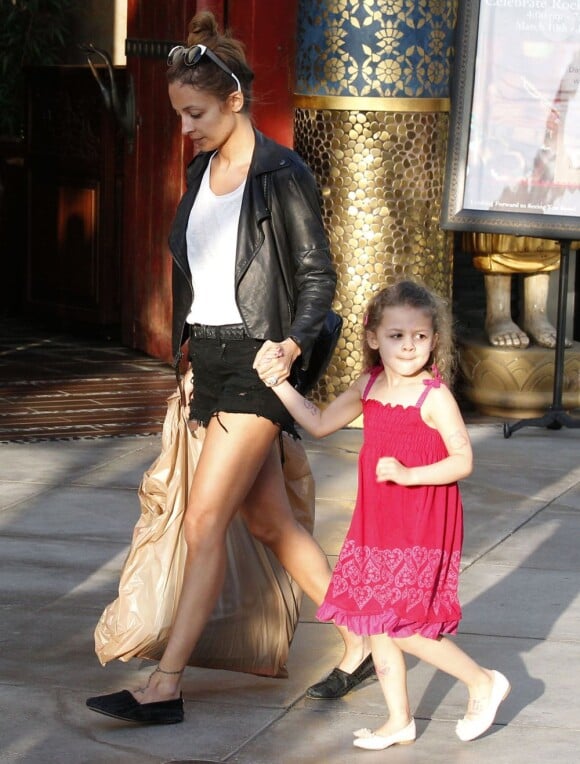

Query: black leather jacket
[[169, 129, 336, 368]]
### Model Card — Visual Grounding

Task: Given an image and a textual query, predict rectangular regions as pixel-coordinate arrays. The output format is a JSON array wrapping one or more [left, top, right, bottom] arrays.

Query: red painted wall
[[228, 0, 298, 148]]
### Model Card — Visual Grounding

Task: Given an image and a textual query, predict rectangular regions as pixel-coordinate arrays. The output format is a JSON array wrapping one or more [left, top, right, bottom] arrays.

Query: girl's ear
[[431, 332, 439, 351], [366, 330, 379, 350]]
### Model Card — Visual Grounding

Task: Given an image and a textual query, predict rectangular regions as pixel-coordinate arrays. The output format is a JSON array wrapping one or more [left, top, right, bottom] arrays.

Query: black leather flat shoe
[[306, 654, 375, 699], [86, 690, 184, 724]]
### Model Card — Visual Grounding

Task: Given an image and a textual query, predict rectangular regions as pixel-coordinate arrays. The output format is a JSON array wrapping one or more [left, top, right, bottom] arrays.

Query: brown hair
[[166, 11, 254, 112], [362, 280, 456, 385]]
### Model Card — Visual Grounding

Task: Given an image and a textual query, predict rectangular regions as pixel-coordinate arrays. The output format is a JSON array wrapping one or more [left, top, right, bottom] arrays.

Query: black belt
[[189, 323, 248, 341]]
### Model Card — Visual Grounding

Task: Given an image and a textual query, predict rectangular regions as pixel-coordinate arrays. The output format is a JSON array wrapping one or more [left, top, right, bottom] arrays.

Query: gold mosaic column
[[294, 0, 456, 399]]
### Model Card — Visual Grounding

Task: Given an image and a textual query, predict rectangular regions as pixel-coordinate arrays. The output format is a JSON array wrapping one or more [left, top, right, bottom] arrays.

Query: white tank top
[[185, 154, 246, 325]]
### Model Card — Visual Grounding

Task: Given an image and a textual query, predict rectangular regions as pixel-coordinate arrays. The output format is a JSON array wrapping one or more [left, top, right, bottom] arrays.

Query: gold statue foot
[[523, 317, 573, 349], [485, 318, 530, 348]]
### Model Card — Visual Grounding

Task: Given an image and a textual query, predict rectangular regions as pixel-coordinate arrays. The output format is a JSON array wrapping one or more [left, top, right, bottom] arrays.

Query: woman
[[86, 11, 371, 725]]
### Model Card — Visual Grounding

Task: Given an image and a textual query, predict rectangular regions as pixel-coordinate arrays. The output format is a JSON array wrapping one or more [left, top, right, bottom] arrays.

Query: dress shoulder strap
[[362, 366, 383, 400], [415, 365, 443, 408]]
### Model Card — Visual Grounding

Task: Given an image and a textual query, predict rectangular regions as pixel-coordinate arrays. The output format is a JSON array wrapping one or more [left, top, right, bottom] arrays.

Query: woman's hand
[[253, 338, 301, 387]]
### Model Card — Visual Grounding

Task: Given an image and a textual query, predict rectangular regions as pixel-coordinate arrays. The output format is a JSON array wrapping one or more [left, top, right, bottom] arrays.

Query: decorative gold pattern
[[294, 1, 456, 402], [295, 107, 452, 400], [294, 95, 450, 112], [459, 336, 580, 417], [296, 0, 456, 99]]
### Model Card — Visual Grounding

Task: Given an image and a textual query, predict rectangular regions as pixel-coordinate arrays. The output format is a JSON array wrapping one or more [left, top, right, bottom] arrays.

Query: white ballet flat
[[353, 718, 416, 750], [456, 670, 511, 742]]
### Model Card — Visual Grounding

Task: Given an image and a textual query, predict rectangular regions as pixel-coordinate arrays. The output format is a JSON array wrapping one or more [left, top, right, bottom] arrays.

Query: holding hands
[[253, 339, 301, 387]]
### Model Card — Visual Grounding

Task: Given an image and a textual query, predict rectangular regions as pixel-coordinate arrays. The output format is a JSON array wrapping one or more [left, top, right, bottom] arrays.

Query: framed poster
[[441, 0, 580, 240]]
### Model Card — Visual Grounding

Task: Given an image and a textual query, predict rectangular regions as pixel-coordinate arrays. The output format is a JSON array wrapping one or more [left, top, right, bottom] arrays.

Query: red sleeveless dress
[[317, 367, 463, 638]]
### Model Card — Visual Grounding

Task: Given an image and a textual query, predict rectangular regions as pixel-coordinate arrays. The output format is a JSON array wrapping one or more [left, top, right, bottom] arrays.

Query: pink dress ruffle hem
[[317, 602, 460, 639]]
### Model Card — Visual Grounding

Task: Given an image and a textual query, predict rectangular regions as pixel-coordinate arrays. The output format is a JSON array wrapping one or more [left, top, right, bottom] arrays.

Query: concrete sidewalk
[[1, 422, 579, 763]]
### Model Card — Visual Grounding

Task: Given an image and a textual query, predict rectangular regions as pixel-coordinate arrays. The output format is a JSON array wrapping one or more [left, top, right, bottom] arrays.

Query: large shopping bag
[[94, 382, 315, 677]]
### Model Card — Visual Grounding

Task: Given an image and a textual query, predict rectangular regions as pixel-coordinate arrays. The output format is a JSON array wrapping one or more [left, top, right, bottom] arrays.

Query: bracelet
[[154, 666, 185, 676]]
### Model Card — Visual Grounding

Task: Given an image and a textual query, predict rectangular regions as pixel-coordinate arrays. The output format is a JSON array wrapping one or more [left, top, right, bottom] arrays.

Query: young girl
[[255, 280, 510, 749]]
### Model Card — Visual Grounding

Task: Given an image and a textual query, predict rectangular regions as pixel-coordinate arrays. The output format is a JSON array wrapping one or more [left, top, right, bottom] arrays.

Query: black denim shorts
[[188, 325, 296, 436]]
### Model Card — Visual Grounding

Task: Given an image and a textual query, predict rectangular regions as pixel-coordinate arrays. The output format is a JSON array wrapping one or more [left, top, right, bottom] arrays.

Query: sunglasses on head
[[167, 44, 242, 93]]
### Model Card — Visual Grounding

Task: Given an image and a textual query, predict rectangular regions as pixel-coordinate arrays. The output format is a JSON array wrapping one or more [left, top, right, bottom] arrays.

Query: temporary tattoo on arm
[[449, 430, 469, 450], [303, 398, 319, 417]]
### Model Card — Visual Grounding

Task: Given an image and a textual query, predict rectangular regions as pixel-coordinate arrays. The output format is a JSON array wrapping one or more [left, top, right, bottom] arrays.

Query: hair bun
[[187, 10, 220, 47]]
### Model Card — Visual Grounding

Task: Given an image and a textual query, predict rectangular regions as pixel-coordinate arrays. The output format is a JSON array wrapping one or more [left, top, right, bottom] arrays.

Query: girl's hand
[[376, 456, 410, 485], [253, 338, 300, 387]]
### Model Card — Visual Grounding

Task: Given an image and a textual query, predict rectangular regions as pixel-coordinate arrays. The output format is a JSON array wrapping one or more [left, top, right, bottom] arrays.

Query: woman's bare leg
[[240, 445, 369, 673], [135, 412, 280, 704]]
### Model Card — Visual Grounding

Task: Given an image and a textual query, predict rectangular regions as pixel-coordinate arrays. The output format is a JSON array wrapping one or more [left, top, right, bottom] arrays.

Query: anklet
[[154, 666, 185, 676]]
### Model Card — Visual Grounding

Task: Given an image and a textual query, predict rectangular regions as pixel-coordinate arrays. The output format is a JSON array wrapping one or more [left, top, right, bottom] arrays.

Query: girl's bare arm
[[265, 378, 364, 438]]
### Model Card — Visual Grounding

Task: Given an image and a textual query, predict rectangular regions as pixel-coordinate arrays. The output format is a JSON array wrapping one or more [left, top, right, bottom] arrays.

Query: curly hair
[[166, 11, 254, 112], [361, 280, 456, 385]]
